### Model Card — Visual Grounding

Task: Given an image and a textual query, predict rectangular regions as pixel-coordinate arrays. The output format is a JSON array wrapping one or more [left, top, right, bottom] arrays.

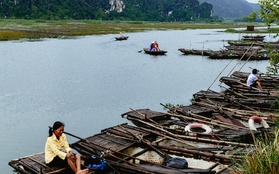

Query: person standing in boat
[[45, 121, 89, 174], [246, 69, 263, 91]]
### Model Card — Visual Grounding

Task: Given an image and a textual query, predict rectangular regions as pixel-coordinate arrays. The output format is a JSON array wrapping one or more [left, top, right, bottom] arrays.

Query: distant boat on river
[[115, 36, 129, 41]]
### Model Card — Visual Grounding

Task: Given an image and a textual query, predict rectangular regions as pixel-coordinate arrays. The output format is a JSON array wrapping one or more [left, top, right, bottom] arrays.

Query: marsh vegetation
[[0, 19, 271, 41]]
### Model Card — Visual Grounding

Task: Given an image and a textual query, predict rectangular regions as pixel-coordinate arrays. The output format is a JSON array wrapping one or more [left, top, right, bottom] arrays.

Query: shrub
[[232, 129, 279, 174]]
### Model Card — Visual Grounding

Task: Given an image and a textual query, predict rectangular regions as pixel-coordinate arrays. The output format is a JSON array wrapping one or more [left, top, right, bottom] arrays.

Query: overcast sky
[[246, 0, 258, 3]]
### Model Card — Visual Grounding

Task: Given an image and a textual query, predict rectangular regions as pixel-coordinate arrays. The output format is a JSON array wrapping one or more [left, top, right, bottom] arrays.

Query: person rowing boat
[[150, 41, 159, 52]]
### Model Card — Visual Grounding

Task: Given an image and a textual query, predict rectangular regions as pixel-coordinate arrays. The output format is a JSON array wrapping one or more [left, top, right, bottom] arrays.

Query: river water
[[1, 29, 275, 173]]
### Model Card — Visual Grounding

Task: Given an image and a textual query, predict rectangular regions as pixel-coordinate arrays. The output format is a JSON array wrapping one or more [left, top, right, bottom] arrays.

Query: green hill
[[198, 0, 260, 19], [0, 0, 215, 21]]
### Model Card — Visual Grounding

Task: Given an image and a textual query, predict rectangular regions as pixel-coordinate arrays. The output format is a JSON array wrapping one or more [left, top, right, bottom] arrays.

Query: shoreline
[[0, 19, 272, 41]]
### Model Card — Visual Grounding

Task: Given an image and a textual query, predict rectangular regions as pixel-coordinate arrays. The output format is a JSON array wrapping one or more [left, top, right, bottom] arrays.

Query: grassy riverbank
[[0, 19, 272, 41]]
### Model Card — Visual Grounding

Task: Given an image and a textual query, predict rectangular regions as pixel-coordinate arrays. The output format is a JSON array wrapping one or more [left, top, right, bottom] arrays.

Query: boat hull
[[115, 36, 129, 41], [143, 48, 167, 55]]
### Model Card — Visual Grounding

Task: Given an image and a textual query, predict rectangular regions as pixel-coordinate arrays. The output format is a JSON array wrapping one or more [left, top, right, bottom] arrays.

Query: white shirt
[[247, 73, 258, 86]]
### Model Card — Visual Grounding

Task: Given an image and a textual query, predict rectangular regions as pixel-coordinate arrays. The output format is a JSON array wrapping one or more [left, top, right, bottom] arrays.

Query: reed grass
[[0, 30, 32, 40], [0, 19, 270, 41], [232, 129, 279, 174]]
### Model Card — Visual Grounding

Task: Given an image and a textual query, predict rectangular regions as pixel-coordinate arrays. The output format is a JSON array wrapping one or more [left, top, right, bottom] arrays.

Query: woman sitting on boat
[[150, 41, 159, 52], [246, 69, 263, 91], [45, 121, 89, 174]]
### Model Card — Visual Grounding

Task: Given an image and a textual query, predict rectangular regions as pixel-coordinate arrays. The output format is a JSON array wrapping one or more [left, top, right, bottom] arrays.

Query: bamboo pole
[[208, 58, 234, 91], [238, 48, 257, 72], [140, 126, 252, 147], [225, 43, 254, 77], [192, 100, 277, 123], [160, 103, 243, 130], [177, 108, 247, 130], [80, 140, 192, 174], [63, 131, 120, 174], [205, 98, 246, 128], [127, 117, 197, 147], [118, 124, 166, 157], [239, 82, 267, 93], [157, 144, 242, 163], [218, 84, 249, 99], [130, 107, 160, 125], [214, 89, 257, 111], [104, 129, 237, 165]]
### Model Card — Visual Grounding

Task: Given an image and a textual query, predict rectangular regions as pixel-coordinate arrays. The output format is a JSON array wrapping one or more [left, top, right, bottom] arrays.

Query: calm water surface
[[0, 29, 274, 173]]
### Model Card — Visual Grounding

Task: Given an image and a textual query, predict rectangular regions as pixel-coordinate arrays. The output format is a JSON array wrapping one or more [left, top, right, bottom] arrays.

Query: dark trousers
[[47, 156, 68, 168]]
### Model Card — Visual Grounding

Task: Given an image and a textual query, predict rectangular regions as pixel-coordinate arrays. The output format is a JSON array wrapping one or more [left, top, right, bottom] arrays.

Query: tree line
[[0, 0, 217, 21]]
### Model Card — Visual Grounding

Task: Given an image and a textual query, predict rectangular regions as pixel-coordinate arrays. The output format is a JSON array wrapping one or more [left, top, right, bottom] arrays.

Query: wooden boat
[[115, 36, 129, 41], [224, 45, 263, 51], [71, 123, 236, 173], [143, 48, 167, 55], [219, 71, 279, 100], [207, 50, 269, 60], [227, 41, 264, 47], [230, 71, 279, 87], [178, 47, 269, 60], [9, 123, 239, 174], [241, 35, 265, 42], [193, 89, 277, 110], [178, 48, 212, 56], [121, 108, 269, 144], [178, 35, 274, 60], [220, 77, 278, 97]]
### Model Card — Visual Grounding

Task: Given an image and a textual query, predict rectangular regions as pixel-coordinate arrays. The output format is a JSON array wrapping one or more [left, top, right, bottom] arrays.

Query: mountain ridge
[[198, 0, 260, 19]]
